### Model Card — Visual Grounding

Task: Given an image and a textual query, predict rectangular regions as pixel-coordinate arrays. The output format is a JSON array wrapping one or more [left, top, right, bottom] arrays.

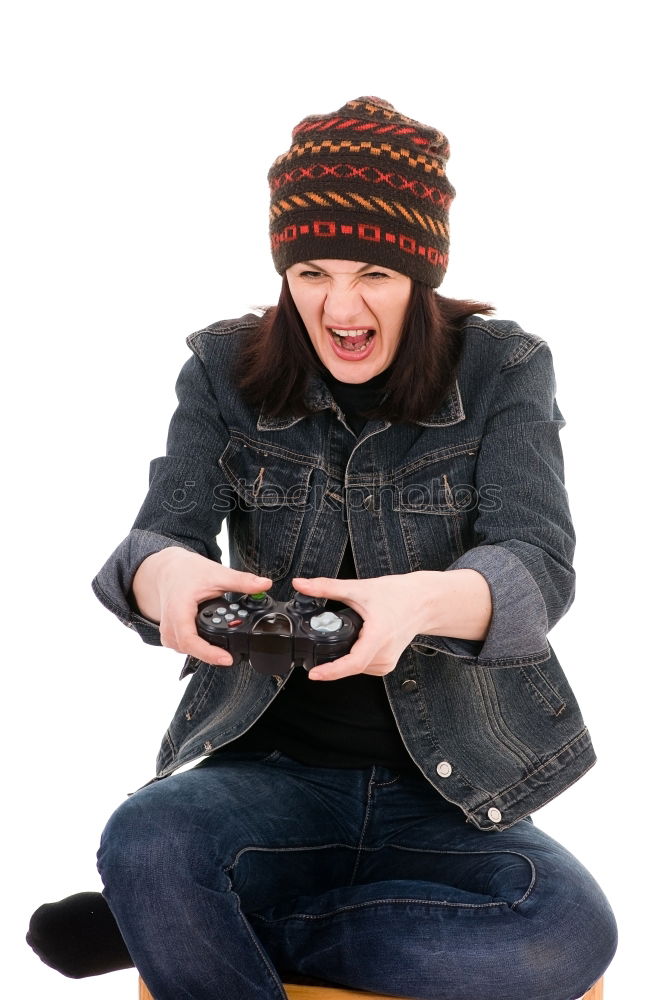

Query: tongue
[[341, 332, 370, 348]]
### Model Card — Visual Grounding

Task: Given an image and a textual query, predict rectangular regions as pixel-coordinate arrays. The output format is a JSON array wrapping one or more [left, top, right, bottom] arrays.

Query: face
[[286, 259, 412, 383]]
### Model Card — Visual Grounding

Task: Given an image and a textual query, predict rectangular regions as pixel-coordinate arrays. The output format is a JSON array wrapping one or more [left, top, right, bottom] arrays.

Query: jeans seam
[[223, 843, 358, 875], [252, 896, 512, 923], [382, 843, 537, 908], [372, 774, 401, 789], [349, 766, 376, 885], [237, 908, 288, 999]]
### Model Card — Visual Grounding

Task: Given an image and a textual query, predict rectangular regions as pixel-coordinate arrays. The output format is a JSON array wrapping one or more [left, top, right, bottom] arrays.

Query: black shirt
[[223, 369, 415, 769]]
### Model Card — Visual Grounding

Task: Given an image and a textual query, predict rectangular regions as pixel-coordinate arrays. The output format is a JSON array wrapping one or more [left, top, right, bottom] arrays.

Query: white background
[[2, 2, 661, 997]]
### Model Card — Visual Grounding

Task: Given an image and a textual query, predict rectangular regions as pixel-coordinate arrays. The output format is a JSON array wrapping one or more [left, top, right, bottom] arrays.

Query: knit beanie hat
[[268, 97, 455, 288]]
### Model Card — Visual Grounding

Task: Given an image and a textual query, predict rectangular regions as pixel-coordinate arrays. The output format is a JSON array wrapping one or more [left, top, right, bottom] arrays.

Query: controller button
[[211, 616, 223, 624], [310, 611, 343, 633], [224, 613, 236, 621], [248, 591, 268, 602], [238, 610, 249, 617], [202, 609, 213, 618], [215, 607, 226, 614], [228, 618, 243, 627], [229, 603, 240, 610], [291, 593, 319, 610]]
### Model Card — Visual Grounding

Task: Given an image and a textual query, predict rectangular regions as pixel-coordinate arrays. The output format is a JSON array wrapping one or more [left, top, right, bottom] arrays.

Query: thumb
[[224, 569, 273, 593], [292, 576, 355, 602]]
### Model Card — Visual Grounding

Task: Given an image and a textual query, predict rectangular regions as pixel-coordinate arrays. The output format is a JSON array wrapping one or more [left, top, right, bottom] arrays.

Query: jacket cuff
[[413, 545, 550, 666], [91, 529, 197, 646]]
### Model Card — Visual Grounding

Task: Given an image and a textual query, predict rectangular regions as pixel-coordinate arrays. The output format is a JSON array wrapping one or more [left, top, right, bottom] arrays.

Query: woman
[[32, 97, 617, 999]]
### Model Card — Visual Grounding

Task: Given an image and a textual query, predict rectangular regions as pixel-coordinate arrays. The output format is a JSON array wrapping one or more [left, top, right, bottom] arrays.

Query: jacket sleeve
[[438, 339, 576, 666], [92, 349, 231, 645]]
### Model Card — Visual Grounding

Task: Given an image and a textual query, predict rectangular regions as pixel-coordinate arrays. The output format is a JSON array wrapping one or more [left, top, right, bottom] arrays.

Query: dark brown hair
[[236, 277, 493, 424]]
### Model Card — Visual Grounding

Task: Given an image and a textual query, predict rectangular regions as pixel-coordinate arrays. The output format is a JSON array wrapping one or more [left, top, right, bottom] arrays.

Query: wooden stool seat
[[139, 973, 604, 999]]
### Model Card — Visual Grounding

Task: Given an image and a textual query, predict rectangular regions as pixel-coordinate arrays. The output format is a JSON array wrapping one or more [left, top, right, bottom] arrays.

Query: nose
[[324, 284, 366, 326]]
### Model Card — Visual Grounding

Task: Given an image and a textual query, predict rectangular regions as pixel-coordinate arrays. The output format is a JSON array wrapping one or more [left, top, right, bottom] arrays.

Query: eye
[[364, 271, 389, 280], [297, 269, 325, 279]]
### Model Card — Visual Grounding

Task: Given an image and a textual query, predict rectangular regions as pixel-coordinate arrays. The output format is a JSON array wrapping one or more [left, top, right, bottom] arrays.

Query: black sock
[[26, 891, 134, 979]]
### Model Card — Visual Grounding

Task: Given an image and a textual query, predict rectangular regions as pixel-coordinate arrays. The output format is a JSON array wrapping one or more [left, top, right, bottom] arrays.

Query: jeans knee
[[97, 789, 204, 894], [97, 796, 149, 892], [519, 874, 618, 999], [565, 895, 618, 997]]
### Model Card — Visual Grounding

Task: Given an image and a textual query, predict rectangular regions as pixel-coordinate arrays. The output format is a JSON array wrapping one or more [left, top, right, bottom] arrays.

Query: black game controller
[[196, 591, 362, 675]]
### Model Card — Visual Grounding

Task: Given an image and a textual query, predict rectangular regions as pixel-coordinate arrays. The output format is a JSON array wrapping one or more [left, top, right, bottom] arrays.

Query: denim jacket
[[93, 312, 596, 831]]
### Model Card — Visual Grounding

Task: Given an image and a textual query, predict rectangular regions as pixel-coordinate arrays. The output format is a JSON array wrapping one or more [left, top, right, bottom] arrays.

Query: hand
[[292, 573, 425, 681], [133, 547, 272, 666]]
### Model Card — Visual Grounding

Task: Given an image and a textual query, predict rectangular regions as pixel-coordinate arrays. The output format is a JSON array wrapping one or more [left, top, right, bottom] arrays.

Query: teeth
[[329, 327, 375, 354]]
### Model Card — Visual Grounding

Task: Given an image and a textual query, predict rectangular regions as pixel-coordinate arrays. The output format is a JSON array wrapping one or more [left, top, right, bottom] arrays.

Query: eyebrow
[[299, 261, 373, 274]]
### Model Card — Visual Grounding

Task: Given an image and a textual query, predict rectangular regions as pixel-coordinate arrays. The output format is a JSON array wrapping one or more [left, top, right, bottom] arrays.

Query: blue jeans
[[97, 752, 616, 1000]]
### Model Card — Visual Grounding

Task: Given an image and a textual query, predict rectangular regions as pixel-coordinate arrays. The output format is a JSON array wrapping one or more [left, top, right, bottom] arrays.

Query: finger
[[220, 570, 272, 595], [309, 650, 397, 681], [308, 628, 380, 681], [162, 603, 234, 666], [162, 623, 234, 666], [292, 576, 358, 603], [181, 632, 235, 667], [307, 656, 366, 681]]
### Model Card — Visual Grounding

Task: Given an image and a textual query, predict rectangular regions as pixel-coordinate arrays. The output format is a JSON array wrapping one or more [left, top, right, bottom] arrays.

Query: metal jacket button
[[401, 679, 417, 692], [436, 760, 452, 778], [488, 807, 502, 823]]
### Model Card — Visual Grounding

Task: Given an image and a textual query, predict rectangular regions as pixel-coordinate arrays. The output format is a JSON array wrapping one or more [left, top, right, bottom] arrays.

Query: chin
[[325, 357, 383, 383]]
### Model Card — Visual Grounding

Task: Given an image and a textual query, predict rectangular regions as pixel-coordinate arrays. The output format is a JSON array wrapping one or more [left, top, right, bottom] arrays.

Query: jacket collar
[[256, 374, 466, 431]]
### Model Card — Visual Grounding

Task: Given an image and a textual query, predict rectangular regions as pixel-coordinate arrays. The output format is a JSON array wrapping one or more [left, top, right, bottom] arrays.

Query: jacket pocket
[[484, 653, 578, 762], [219, 437, 315, 579], [518, 663, 566, 717], [394, 444, 481, 568]]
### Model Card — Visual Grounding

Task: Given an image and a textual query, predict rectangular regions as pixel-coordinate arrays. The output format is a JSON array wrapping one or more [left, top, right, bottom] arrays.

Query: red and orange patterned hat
[[268, 97, 455, 288]]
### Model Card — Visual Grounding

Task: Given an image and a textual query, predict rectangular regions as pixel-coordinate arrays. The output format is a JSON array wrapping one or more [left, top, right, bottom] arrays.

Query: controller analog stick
[[291, 592, 320, 611], [246, 591, 269, 605]]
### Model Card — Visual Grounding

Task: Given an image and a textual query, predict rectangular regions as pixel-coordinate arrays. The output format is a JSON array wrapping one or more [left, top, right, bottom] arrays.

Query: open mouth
[[328, 327, 376, 358]]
